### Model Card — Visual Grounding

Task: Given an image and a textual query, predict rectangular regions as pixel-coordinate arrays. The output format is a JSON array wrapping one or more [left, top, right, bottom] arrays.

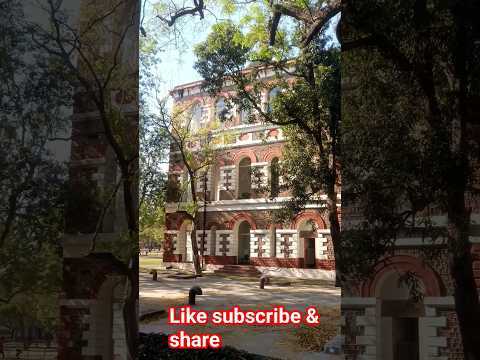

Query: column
[[196, 230, 211, 256], [250, 230, 270, 258], [219, 165, 236, 191], [215, 230, 234, 256], [275, 230, 298, 258], [251, 162, 269, 189], [315, 235, 328, 260]]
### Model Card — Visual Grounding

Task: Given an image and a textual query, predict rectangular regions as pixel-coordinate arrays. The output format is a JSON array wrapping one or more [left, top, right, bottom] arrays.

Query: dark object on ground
[[139, 310, 166, 322], [138, 333, 279, 360], [188, 286, 202, 305], [151, 270, 158, 281], [260, 275, 269, 289], [166, 265, 173, 269], [167, 274, 197, 279]]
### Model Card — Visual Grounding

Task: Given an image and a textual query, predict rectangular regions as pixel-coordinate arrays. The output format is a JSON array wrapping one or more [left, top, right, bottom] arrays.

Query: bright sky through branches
[[142, 2, 340, 100]]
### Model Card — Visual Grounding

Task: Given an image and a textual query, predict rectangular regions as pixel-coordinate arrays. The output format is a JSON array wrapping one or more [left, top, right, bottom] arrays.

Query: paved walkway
[[140, 272, 342, 360]]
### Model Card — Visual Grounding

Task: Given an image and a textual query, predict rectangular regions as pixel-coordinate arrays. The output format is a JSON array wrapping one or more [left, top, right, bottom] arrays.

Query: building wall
[[165, 77, 337, 271], [59, 1, 139, 359], [340, 243, 480, 360]]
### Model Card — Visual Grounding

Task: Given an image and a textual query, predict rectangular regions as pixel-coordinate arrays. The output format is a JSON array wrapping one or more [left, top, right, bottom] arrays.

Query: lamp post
[[200, 131, 213, 270]]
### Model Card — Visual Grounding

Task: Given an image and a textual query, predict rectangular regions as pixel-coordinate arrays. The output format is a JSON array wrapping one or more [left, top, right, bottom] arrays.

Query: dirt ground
[[139, 270, 343, 360]]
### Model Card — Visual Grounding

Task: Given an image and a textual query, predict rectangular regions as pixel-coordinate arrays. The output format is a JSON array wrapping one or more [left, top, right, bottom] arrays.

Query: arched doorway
[[238, 157, 251, 199], [376, 271, 424, 360], [237, 221, 251, 264], [298, 220, 316, 268]]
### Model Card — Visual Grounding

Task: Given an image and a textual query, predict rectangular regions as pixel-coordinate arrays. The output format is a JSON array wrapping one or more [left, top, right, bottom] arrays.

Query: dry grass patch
[[291, 306, 340, 352]]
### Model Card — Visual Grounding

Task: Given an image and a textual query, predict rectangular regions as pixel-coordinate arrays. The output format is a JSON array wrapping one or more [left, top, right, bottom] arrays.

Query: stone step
[[214, 265, 262, 277]]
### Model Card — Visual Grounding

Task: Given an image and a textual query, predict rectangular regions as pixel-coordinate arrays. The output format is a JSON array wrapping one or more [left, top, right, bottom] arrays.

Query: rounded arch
[[217, 156, 234, 167], [178, 218, 193, 231], [291, 211, 326, 230], [263, 147, 282, 162], [206, 221, 222, 230], [171, 164, 184, 172], [361, 255, 445, 297], [232, 149, 257, 164], [166, 213, 192, 231], [227, 212, 257, 230]]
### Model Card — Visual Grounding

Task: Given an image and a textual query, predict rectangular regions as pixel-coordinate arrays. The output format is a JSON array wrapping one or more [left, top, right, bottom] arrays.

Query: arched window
[[270, 157, 280, 197], [191, 103, 202, 130], [239, 99, 251, 124], [238, 157, 252, 199], [215, 97, 229, 120], [267, 87, 281, 112], [180, 171, 192, 202]]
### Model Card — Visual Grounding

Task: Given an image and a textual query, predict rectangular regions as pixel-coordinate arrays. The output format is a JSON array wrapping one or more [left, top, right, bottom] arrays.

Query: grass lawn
[[140, 255, 164, 269]]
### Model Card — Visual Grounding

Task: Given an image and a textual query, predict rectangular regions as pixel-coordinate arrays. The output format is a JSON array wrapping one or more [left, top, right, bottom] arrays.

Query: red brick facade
[[164, 81, 335, 272]]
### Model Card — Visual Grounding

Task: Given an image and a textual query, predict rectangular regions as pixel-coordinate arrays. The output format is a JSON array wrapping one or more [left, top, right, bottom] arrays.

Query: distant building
[[163, 71, 337, 279]]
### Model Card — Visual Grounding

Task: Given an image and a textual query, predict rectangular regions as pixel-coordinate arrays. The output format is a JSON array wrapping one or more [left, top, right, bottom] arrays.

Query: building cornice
[[166, 196, 341, 213]]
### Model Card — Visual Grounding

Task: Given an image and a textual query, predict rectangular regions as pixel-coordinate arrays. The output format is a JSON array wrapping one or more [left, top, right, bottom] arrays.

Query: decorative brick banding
[[163, 254, 182, 262], [250, 257, 303, 268], [203, 255, 236, 265], [315, 259, 336, 270]]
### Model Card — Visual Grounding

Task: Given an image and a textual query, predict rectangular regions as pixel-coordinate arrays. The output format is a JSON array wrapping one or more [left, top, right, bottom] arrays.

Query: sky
[[146, 8, 225, 99], [156, 21, 212, 95], [23, 0, 81, 163], [147, 5, 340, 100]]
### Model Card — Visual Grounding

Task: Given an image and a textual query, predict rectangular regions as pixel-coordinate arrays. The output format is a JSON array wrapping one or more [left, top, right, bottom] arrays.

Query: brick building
[[58, 1, 139, 359], [339, 203, 480, 360], [338, 11, 480, 357], [163, 72, 338, 280], [165, 70, 480, 358]]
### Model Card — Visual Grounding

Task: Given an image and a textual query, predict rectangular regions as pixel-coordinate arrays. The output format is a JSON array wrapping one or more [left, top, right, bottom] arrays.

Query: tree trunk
[[121, 169, 139, 360], [201, 171, 208, 270], [190, 227, 202, 275], [189, 174, 202, 276], [327, 189, 343, 288], [448, 8, 480, 354], [123, 257, 138, 360], [448, 186, 480, 360]]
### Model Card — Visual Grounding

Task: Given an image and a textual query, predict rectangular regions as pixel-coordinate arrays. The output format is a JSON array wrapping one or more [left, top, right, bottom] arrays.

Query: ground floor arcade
[[163, 210, 335, 272]]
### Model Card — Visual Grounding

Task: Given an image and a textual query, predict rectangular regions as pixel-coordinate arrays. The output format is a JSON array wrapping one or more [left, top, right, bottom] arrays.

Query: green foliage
[[139, 21, 170, 251], [194, 21, 251, 95], [0, 0, 67, 335], [340, 0, 480, 282], [194, 14, 341, 224]]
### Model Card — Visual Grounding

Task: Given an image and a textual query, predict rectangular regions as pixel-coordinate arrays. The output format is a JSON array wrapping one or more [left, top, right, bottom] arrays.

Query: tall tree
[[28, 0, 140, 357], [139, 34, 169, 252], [194, 11, 342, 281], [155, 95, 227, 275], [0, 0, 68, 341], [341, 1, 480, 358]]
